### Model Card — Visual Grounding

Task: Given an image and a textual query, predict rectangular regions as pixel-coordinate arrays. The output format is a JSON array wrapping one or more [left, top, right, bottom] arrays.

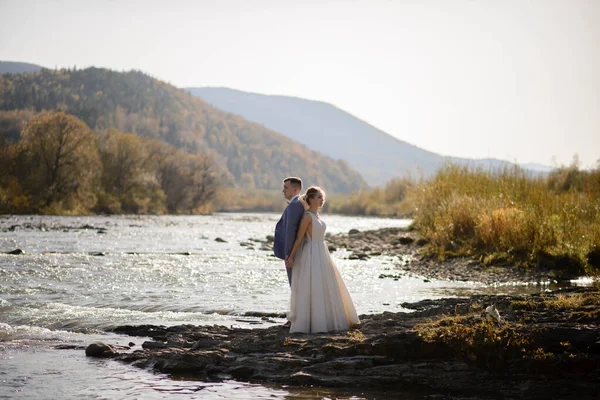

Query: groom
[[274, 177, 304, 286]]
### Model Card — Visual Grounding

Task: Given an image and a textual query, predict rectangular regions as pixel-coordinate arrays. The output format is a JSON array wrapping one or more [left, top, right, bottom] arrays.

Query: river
[[0, 213, 565, 399]]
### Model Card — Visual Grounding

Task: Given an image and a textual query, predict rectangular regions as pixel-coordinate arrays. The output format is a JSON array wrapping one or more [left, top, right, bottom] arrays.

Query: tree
[[153, 147, 220, 214], [184, 152, 221, 213], [20, 112, 101, 211]]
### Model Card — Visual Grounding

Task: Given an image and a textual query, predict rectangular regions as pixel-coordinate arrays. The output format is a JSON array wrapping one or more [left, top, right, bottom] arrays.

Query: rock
[[112, 325, 169, 338], [215, 237, 227, 243], [243, 311, 286, 318], [142, 341, 167, 350], [416, 238, 428, 246], [229, 365, 254, 380], [485, 304, 502, 323], [398, 236, 414, 245], [192, 338, 222, 350], [587, 247, 600, 268], [6, 249, 23, 255], [348, 229, 360, 235], [349, 252, 369, 260], [85, 342, 117, 357], [55, 344, 86, 350]]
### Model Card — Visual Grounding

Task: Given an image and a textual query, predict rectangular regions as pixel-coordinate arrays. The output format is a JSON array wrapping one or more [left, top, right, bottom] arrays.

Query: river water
[[0, 213, 569, 399]]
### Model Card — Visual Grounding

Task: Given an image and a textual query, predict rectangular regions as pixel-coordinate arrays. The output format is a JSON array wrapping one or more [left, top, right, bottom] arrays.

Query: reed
[[411, 163, 600, 276]]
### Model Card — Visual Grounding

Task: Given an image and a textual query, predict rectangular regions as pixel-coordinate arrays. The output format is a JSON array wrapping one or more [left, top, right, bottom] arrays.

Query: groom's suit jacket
[[274, 195, 304, 260]]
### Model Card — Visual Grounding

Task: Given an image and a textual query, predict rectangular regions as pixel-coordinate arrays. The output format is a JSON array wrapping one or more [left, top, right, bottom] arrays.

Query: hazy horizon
[[1, 0, 598, 168]]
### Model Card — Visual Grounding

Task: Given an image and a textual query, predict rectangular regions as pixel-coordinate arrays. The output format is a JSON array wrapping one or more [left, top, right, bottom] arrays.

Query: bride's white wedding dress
[[288, 211, 360, 333]]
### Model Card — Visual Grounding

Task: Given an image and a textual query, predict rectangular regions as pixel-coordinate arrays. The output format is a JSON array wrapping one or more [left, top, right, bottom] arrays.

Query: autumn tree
[[0, 142, 31, 213], [154, 148, 221, 214], [95, 128, 165, 213], [20, 112, 101, 212]]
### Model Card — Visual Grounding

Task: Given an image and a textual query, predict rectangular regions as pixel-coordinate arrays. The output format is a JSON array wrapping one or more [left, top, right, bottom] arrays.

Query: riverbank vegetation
[[0, 112, 221, 215], [411, 162, 600, 276]]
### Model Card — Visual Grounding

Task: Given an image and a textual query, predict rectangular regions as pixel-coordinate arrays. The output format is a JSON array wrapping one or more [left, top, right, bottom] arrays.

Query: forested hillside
[[0, 68, 366, 193]]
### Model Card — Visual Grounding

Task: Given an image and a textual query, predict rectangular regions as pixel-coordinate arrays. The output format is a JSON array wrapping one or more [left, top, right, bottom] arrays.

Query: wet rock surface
[[90, 287, 600, 400]]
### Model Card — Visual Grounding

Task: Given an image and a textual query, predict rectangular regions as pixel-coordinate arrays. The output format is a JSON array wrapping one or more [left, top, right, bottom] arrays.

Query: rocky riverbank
[[323, 226, 567, 284], [251, 226, 558, 285], [87, 286, 600, 399]]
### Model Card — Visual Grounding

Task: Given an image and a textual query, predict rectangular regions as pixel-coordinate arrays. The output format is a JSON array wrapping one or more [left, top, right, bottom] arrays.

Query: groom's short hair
[[283, 177, 302, 190]]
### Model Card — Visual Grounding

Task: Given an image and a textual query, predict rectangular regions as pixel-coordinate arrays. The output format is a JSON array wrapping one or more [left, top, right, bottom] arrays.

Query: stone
[[142, 341, 167, 349], [85, 342, 116, 357], [398, 236, 414, 245], [192, 338, 221, 350]]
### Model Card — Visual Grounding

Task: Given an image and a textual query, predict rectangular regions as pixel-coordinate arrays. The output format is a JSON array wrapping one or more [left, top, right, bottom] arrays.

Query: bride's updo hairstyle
[[304, 186, 326, 207]]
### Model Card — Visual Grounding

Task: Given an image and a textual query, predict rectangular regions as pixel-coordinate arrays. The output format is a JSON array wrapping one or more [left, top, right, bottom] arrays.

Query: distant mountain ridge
[[0, 61, 44, 74], [0, 66, 366, 193], [189, 87, 551, 185]]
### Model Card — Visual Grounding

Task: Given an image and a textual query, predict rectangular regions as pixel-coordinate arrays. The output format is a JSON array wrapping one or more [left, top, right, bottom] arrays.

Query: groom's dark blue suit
[[274, 195, 304, 285]]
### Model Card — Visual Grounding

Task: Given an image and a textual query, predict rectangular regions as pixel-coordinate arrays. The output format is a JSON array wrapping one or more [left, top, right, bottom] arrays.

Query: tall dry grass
[[411, 163, 600, 275]]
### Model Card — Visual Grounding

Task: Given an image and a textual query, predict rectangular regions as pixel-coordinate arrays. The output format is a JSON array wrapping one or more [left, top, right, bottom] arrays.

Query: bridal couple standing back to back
[[274, 177, 360, 334]]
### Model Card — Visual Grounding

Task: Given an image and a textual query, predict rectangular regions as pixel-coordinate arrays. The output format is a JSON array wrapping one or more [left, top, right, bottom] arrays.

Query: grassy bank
[[414, 286, 600, 372], [411, 163, 600, 277]]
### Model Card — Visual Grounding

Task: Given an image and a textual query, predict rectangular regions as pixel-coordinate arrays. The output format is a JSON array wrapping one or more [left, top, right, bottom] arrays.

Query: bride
[[285, 186, 360, 333]]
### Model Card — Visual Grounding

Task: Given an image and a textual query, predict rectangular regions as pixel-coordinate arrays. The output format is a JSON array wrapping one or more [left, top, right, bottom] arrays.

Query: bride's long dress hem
[[287, 211, 360, 334]]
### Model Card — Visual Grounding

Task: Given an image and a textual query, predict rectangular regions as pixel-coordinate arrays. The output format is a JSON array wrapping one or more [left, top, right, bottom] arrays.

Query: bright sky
[[1, 0, 599, 168]]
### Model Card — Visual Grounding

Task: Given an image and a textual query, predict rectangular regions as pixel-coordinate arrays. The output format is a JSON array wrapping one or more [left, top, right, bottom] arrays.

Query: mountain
[[0, 61, 44, 74], [188, 87, 550, 185], [519, 162, 556, 173], [0, 68, 366, 193]]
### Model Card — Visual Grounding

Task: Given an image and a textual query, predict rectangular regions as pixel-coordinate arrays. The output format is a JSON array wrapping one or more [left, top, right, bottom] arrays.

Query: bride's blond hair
[[304, 186, 326, 207]]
